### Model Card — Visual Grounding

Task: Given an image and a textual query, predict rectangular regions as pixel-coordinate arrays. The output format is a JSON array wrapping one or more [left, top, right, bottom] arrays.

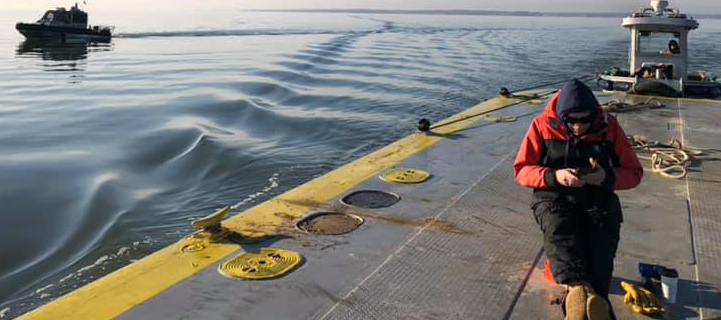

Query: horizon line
[[242, 8, 721, 18]]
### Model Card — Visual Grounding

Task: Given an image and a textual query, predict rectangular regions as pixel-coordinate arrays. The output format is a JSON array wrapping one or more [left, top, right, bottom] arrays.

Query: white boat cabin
[[623, 0, 698, 81], [597, 0, 721, 98]]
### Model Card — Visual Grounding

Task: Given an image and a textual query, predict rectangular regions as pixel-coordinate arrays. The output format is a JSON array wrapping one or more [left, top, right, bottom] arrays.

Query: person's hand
[[579, 158, 606, 186], [555, 168, 584, 187]]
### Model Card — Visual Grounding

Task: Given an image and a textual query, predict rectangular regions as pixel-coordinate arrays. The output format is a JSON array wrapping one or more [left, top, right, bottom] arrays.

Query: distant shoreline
[[244, 9, 721, 19]]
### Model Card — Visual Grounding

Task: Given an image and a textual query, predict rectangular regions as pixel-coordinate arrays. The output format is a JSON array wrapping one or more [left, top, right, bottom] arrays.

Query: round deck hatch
[[218, 248, 303, 280], [380, 168, 431, 184], [341, 190, 400, 208], [296, 212, 364, 235]]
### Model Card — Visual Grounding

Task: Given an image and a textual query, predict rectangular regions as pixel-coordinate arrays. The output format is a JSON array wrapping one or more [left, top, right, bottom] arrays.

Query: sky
[[5, 0, 720, 14]]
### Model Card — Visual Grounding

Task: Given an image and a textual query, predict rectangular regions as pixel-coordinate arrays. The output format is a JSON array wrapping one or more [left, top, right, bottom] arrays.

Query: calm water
[[1, 9, 720, 317]]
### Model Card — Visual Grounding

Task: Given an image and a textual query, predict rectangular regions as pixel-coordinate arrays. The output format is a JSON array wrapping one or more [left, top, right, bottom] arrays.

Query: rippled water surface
[[1, 9, 720, 317]]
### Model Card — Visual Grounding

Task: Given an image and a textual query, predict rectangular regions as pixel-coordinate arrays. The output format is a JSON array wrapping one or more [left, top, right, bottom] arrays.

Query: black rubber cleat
[[417, 118, 431, 132]]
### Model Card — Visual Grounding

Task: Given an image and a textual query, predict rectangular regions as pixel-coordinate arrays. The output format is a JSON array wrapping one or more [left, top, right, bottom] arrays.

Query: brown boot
[[564, 285, 587, 320], [586, 293, 612, 320]]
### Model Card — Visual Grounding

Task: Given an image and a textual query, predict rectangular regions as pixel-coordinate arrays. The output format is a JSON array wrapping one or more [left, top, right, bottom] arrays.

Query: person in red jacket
[[514, 79, 643, 320]]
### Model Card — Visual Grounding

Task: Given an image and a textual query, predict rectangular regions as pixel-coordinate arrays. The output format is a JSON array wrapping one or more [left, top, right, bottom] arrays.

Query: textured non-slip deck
[[320, 155, 540, 320], [680, 99, 721, 320]]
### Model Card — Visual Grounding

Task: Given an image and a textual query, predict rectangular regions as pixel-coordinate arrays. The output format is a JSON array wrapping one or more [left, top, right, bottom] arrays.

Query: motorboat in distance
[[16, 3, 113, 43], [597, 0, 721, 98]]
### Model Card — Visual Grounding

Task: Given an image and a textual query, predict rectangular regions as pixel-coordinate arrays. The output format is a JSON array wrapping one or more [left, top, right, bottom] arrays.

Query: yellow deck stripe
[[17, 93, 546, 320]]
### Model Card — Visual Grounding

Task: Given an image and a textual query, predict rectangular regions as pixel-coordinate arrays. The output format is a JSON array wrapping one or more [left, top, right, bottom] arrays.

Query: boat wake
[[115, 29, 350, 38]]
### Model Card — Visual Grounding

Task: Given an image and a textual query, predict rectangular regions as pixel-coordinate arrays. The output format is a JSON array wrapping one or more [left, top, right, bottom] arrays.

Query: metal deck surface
[[14, 92, 721, 320]]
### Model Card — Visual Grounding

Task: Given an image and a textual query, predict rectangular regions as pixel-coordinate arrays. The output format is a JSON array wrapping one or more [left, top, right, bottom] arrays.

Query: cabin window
[[639, 31, 681, 54], [39, 11, 55, 23]]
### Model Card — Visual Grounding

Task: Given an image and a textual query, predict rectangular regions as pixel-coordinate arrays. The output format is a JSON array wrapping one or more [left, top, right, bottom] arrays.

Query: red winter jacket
[[513, 92, 643, 204]]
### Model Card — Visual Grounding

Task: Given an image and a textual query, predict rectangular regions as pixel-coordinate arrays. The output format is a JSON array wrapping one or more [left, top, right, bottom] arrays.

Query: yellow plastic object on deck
[[380, 168, 431, 184], [620, 281, 666, 315], [219, 248, 303, 280]]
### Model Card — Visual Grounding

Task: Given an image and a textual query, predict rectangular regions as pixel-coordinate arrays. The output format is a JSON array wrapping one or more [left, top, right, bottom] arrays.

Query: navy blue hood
[[555, 79, 600, 124]]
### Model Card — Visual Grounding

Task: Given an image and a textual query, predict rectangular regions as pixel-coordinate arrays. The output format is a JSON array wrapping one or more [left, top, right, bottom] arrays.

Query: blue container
[[638, 262, 662, 279]]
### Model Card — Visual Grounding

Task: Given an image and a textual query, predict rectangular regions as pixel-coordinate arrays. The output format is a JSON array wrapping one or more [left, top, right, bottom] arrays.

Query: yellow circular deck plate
[[380, 167, 431, 183], [219, 248, 303, 280]]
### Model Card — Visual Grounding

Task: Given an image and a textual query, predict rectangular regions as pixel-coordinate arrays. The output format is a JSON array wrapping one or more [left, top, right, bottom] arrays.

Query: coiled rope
[[602, 98, 665, 113], [628, 135, 704, 179]]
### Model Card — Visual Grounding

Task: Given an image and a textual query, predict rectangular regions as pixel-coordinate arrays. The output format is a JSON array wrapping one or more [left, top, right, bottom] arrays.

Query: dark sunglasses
[[563, 114, 595, 124]]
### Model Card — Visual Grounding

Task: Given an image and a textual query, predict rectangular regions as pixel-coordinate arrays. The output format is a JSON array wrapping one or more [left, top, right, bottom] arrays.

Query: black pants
[[532, 197, 622, 298]]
